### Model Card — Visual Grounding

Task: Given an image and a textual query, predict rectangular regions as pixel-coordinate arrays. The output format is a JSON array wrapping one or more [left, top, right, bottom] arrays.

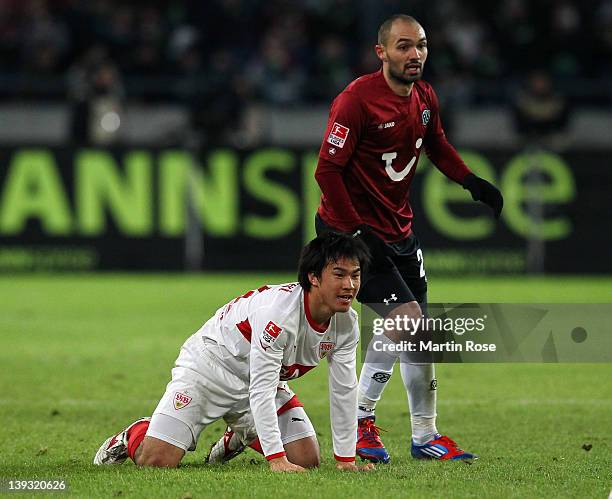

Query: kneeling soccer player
[[94, 232, 373, 472]]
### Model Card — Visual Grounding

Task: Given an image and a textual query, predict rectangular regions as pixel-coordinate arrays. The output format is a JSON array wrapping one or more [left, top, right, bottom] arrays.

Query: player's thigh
[[149, 362, 246, 454], [357, 264, 416, 317], [392, 234, 428, 308], [278, 407, 319, 468]]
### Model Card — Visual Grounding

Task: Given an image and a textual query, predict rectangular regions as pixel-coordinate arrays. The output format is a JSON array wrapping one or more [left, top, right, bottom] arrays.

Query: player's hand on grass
[[462, 173, 504, 218], [336, 460, 375, 472], [268, 456, 307, 473]]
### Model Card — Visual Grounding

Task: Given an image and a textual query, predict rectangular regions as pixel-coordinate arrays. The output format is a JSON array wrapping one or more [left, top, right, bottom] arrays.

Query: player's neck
[[382, 67, 414, 97], [305, 291, 333, 326]]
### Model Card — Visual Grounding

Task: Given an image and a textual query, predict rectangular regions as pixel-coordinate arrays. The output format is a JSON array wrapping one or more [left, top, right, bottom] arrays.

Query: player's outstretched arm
[[462, 173, 504, 218], [268, 455, 307, 473], [336, 460, 375, 472]]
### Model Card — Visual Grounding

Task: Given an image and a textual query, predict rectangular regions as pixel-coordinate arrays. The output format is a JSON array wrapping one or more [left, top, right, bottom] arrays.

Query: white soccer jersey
[[195, 282, 359, 461]]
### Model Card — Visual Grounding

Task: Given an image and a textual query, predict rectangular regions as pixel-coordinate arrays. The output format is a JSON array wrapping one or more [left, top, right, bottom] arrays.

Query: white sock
[[399, 358, 438, 444], [357, 334, 398, 419]]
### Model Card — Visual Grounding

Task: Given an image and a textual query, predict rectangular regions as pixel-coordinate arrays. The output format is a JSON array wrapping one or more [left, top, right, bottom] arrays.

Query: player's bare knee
[[299, 454, 321, 469], [137, 446, 181, 468], [135, 437, 183, 468], [284, 436, 320, 469], [138, 453, 180, 468], [383, 301, 422, 342], [390, 301, 422, 320], [132, 444, 144, 464]]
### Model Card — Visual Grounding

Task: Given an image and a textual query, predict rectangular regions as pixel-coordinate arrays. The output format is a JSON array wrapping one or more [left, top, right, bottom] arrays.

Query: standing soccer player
[[314, 14, 503, 463], [94, 232, 373, 472]]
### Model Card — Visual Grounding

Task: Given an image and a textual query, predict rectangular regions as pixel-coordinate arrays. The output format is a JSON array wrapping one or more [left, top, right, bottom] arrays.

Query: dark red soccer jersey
[[316, 70, 471, 242]]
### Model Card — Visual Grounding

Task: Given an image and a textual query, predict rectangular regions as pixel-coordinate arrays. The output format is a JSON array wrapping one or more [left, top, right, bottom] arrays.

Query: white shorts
[[146, 339, 315, 452]]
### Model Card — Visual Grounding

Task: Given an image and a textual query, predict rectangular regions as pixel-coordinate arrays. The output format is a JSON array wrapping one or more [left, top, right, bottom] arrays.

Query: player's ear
[[308, 272, 321, 288], [375, 44, 387, 63]]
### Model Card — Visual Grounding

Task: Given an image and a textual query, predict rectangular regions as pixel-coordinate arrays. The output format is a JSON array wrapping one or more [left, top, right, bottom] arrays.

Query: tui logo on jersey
[[327, 122, 350, 148], [421, 109, 431, 125], [319, 341, 335, 359], [260, 321, 283, 350], [173, 392, 192, 410]]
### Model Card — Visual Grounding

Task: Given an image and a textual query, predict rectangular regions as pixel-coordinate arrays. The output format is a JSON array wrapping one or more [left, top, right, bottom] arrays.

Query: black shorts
[[315, 214, 428, 315]]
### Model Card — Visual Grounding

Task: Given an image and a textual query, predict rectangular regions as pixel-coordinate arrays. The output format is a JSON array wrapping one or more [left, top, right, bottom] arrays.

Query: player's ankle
[[411, 431, 437, 445], [357, 406, 376, 420]]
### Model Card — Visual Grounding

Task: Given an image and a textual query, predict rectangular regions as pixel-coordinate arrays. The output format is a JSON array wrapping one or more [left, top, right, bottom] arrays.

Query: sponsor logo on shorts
[[173, 392, 192, 410], [319, 341, 335, 359], [383, 293, 397, 306], [327, 122, 349, 148], [372, 372, 391, 383], [328, 147, 336, 155], [430, 378, 437, 391]]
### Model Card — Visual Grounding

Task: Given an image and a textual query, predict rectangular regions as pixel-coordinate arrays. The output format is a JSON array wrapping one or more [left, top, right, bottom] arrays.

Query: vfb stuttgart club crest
[[421, 108, 431, 125], [319, 341, 335, 359], [173, 392, 192, 410]]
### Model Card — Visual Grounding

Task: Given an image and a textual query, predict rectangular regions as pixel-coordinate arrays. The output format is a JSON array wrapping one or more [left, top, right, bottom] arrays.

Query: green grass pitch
[[1, 274, 611, 498]]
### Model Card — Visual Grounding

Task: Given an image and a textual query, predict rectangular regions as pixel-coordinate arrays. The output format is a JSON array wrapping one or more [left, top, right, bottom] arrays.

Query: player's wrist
[[461, 173, 503, 218], [461, 172, 478, 189]]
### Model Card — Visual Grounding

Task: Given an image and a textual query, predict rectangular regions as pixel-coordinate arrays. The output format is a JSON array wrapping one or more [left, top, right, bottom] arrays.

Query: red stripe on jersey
[[276, 394, 304, 416], [334, 454, 356, 462], [236, 319, 252, 342], [304, 292, 329, 333], [265, 451, 286, 461], [279, 363, 315, 380], [257, 285, 270, 293]]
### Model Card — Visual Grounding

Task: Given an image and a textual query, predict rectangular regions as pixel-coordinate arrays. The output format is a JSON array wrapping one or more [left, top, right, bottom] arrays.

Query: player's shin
[[399, 357, 438, 444], [358, 335, 398, 418]]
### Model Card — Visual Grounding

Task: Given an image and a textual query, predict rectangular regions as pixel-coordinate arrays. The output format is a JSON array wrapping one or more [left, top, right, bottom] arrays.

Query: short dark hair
[[297, 232, 370, 292], [378, 14, 420, 45]]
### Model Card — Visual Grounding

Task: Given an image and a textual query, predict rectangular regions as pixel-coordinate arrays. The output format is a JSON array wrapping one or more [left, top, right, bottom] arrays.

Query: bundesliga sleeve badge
[[327, 122, 350, 148], [259, 321, 283, 351]]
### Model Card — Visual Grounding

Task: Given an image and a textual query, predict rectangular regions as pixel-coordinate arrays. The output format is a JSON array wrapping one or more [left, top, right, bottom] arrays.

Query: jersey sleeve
[[248, 309, 290, 460], [318, 90, 368, 167], [423, 87, 472, 184], [315, 90, 368, 229], [326, 322, 359, 462]]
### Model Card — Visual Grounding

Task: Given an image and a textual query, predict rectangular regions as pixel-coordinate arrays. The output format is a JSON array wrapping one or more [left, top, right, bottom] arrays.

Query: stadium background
[[1, 0, 611, 273], [1, 2, 611, 498]]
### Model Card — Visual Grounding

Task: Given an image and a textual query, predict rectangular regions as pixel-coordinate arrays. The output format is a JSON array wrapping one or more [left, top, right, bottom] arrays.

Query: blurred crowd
[[0, 0, 610, 145], [2, 0, 612, 104]]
